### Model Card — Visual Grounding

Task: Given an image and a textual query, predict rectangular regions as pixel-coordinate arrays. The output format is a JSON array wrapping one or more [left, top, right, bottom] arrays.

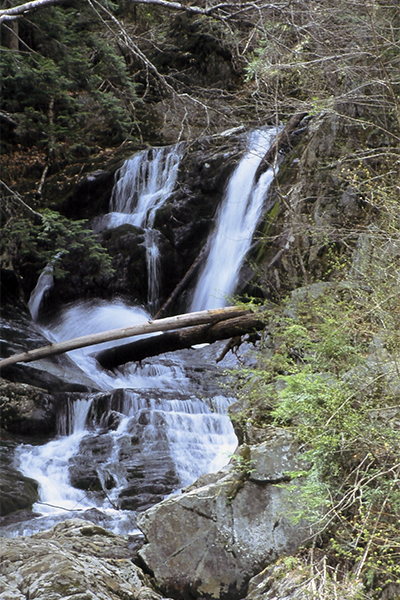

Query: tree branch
[[0, 0, 282, 24], [95, 312, 265, 369], [0, 180, 43, 224], [0, 0, 66, 23]]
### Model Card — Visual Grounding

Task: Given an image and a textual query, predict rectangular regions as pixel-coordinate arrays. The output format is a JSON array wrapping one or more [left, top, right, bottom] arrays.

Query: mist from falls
[[12, 128, 277, 538]]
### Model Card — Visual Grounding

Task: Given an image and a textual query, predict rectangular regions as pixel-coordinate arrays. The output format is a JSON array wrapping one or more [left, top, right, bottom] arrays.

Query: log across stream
[[0, 307, 266, 370]]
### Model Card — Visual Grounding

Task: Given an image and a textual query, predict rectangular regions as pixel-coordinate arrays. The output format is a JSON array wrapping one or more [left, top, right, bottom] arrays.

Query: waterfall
[[15, 398, 95, 520], [94, 144, 184, 313], [190, 128, 278, 311], [28, 249, 68, 322], [28, 262, 55, 321], [13, 298, 237, 537], [145, 229, 161, 312], [11, 130, 280, 538], [109, 145, 183, 228]]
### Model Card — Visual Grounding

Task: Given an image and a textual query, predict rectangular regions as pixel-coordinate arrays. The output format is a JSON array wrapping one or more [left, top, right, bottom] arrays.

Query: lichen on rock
[[0, 519, 169, 600]]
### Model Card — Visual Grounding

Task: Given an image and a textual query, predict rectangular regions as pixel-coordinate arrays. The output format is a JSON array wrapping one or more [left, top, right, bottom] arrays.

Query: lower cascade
[[11, 300, 238, 536], [3, 128, 277, 538]]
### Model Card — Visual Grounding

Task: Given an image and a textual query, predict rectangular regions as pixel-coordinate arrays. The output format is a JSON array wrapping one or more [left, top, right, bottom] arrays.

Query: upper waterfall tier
[[94, 143, 184, 232], [190, 128, 278, 312], [93, 143, 184, 314]]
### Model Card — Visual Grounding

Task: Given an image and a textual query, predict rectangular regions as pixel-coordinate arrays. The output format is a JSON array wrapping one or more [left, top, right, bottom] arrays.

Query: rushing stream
[[7, 128, 278, 538]]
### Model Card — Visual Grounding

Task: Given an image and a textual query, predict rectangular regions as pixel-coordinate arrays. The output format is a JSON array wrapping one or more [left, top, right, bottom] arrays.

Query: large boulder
[[137, 432, 310, 600], [0, 452, 39, 517], [0, 518, 168, 600]]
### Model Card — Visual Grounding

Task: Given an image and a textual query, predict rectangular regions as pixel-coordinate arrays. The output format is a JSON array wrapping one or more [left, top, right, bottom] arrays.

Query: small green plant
[[1, 207, 114, 282], [229, 452, 256, 477]]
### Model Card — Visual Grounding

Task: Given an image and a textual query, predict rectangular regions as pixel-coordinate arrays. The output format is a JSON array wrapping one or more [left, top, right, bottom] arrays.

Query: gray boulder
[[137, 432, 311, 600], [0, 519, 169, 600]]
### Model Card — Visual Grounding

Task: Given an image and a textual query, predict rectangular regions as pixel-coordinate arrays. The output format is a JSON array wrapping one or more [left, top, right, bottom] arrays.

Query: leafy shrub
[[235, 278, 400, 596]]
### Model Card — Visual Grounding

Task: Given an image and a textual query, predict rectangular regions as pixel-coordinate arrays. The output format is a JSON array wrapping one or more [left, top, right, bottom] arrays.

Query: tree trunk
[[0, 307, 250, 369], [95, 312, 266, 369]]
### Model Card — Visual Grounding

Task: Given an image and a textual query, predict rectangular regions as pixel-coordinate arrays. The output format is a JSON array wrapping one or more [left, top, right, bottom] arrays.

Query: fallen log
[[0, 306, 248, 369], [95, 312, 266, 369]]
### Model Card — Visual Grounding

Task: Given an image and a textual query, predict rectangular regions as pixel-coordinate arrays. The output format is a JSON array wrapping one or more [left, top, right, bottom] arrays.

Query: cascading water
[[11, 299, 237, 537], [28, 251, 63, 321], [108, 145, 183, 228], [15, 399, 95, 515], [93, 144, 184, 313], [28, 266, 54, 322], [6, 130, 277, 538], [190, 127, 279, 311]]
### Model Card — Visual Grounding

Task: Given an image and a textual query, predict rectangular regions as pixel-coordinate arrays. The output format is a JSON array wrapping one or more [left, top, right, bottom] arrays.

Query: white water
[[39, 299, 163, 391], [14, 299, 237, 537], [16, 400, 95, 514], [93, 144, 184, 313], [28, 269, 53, 322], [190, 128, 278, 311], [10, 131, 278, 538], [108, 144, 183, 229]]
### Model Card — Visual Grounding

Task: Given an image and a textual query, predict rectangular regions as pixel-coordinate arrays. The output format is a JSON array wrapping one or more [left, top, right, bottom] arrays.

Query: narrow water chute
[[190, 127, 279, 311]]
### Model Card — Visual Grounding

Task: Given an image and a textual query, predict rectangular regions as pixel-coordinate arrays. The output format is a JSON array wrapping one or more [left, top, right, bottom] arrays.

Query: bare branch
[[0, 0, 66, 23], [0, 0, 284, 24], [0, 180, 43, 223]]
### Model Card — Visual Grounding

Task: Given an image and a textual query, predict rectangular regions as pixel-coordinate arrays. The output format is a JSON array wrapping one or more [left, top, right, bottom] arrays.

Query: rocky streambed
[[0, 303, 313, 600], [1, 112, 380, 598], [0, 430, 311, 600]]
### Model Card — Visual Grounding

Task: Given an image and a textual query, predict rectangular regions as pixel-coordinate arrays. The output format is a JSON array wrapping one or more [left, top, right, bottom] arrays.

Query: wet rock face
[[137, 433, 310, 600], [59, 169, 116, 221], [154, 138, 241, 258], [0, 518, 167, 600], [0, 438, 39, 517], [67, 389, 181, 512], [0, 380, 56, 436], [0, 306, 99, 393]]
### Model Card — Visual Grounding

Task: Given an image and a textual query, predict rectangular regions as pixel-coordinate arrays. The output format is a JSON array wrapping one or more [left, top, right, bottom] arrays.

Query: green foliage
[[235, 276, 400, 596], [229, 453, 255, 477], [1, 207, 114, 282], [0, 4, 138, 153]]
